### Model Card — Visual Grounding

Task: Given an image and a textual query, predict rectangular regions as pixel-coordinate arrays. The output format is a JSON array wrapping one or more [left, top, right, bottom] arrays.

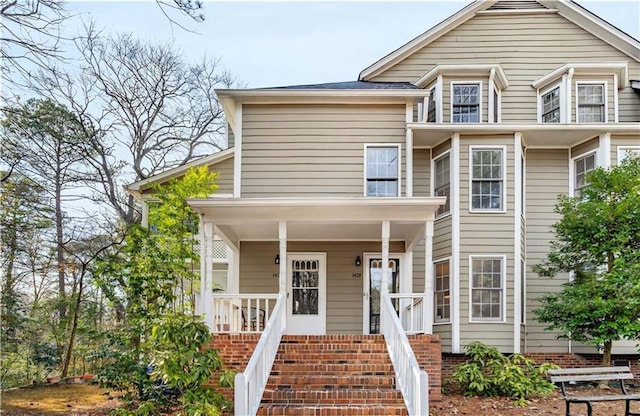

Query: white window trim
[[538, 82, 563, 124], [431, 149, 452, 219], [451, 80, 483, 124], [469, 254, 507, 323], [468, 145, 507, 214], [617, 146, 640, 164], [575, 81, 608, 123], [363, 143, 402, 197], [434, 256, 452, 325], [569, 149, 598, 197]]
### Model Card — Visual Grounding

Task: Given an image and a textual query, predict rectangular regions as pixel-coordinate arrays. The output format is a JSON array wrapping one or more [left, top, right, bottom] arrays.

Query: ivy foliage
[[453, 342, 558, 406], [533, 157, 640, 361]]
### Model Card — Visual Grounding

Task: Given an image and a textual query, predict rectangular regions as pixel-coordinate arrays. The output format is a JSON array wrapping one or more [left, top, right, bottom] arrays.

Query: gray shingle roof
[[263, 81, 418, 90]]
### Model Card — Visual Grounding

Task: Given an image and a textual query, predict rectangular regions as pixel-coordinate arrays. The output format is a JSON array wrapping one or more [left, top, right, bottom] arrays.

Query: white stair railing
[[389, 293, 426, 334], [234, 293, 286, 416], [212, 294, 278, 333], [381, 291, 429, 416]]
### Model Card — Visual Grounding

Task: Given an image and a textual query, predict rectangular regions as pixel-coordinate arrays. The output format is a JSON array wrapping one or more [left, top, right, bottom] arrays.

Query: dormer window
[[541, 85, 561, 123], [426, 87, 436, 122], [452, 82, 481, 123], [577, 82, 606, 123]]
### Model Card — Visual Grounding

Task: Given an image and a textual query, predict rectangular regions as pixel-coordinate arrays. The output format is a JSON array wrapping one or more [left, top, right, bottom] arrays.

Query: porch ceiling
[[188, 197, 446, 246]]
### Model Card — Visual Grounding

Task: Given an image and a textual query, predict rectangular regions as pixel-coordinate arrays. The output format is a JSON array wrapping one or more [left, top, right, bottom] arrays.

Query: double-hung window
[[470, 148, 504, 211], [452, 83, 480, 123], [573, 152, 596, 197], [365, 145, 400, 197], [434, 259, 450, 323], [577, 83, 606, 123], [470, 256, 504, 321], [433, 153, 450, 216], [617, 146, 640, 163], [426, 87, 436, 122], [541, 85, 560, 123]]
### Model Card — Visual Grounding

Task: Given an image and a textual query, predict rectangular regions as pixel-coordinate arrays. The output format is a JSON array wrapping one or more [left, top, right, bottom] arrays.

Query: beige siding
[[433, 216, 452, 260], [239, 240, 403, 334], [413, 148, 431, 197], [458, 135, 515, 353], [611, 134, 640, 166], [140, 155, 234, 196], [369, 12, 640, 123], [525, 149, 571, 353], [570, 137, 599, 158], [434, 324, 452, 352], [241, 104, 406, 197], [433, 139, 451, 158]]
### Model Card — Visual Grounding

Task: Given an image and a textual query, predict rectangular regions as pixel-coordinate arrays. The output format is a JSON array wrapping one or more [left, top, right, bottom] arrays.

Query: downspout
[[489, 68, 496, 124]]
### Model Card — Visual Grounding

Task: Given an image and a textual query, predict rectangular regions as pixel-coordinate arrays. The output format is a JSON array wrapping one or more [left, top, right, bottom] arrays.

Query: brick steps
[[258, 335, 407, 415]]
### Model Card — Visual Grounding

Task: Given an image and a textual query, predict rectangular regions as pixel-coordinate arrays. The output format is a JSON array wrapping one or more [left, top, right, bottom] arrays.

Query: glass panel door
[[368, 258, 399, 334]]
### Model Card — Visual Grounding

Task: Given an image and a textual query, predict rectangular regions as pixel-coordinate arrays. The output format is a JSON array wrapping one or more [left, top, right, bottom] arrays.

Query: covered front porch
[[189, 197, 446, 337]]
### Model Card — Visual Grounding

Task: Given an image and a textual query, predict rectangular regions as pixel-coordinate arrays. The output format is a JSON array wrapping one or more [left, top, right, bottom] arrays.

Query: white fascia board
[[539, 0, 640, 63], [215, 89, 429, 105], [126, 148, 235, 198], [416, 64, 509, 90], [532, 62, 628, 90], [407, 122, 640, 133], [216, 94, 237, 132], [358, 0, 497, 81]]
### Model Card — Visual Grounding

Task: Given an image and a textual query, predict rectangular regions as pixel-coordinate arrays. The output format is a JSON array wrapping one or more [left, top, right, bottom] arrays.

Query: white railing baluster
[[233, 293, 286, 416], [382, 291, 429, 416], [212, 294, 278, 333]]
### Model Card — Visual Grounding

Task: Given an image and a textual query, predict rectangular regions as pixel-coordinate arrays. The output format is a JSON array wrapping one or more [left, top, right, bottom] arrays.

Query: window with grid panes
[[434, 260, 450, 323], [541, 86, 560, 123], [471, 149, 503, 211], [574, 152, 596, 197], [452, 83, 480, 123], [471, 257, 503, 321], [366, 146, 399, 197], [434, 153, 450, 216], [577, 83, 605, 122]]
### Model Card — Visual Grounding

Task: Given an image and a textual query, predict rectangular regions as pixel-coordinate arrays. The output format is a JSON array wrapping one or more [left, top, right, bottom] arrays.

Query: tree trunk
[[61, 266, 85, 378], [55, 178, 66, 325]]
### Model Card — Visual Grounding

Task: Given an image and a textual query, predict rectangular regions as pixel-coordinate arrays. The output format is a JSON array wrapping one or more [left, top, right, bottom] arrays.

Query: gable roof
[[127, 148, 234, 199], [359, 0, 640, 81]]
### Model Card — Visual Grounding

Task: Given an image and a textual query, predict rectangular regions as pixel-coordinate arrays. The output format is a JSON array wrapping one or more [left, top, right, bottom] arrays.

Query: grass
[[0, 383, 118, 415]]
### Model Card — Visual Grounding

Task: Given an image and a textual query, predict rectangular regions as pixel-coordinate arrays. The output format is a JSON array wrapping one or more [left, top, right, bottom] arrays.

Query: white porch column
[[278, 221, 287, 294], [406, 103, 414, 198], [424, 221, 434, 334], [141, 202, 149, 228], [381, 221, 390, 294], [599, 132, 611, 168], [203, 221, 215, 331], [228, 245, 240, 295], [198, 214, 206, 316]]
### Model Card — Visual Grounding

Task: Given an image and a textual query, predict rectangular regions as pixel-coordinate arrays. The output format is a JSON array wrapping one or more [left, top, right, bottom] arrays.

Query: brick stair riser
[[261, 388, 403, 405], [257, 405, 408, 416], [265, 375, 397, 389], [271, 364, 394, 374]]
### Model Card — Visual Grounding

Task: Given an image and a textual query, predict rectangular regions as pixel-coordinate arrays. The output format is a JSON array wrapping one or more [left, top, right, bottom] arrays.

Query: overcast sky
[[66, 1, 640, 89]]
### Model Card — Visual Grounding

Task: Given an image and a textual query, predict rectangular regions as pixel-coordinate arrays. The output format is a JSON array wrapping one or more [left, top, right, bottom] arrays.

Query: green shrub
[[452, 341, 558, 406]]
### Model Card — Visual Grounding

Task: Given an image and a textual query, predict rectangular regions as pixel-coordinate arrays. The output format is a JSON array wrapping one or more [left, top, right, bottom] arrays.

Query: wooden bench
[[548, 366, 640, 416]]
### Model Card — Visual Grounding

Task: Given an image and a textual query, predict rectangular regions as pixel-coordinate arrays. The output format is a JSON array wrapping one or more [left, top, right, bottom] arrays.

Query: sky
[[65, 0, 640, 89]]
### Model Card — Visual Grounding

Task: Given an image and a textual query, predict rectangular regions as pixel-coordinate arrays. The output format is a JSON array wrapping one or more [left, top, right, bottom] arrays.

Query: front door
[[364, 257, 400, 334], [286, 253, 326, 335]]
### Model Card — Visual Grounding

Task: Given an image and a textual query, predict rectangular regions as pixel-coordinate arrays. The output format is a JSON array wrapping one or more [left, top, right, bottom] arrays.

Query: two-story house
[[128, 0, 639, 414]]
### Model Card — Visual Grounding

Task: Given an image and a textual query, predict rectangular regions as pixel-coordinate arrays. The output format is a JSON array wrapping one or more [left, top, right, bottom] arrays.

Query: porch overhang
[[188, 197, 446, 248], [409, 123, 640, 148]]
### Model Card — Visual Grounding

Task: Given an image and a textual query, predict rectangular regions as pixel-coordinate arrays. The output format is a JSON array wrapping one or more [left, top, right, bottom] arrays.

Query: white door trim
[[286, 252, 327, 335]]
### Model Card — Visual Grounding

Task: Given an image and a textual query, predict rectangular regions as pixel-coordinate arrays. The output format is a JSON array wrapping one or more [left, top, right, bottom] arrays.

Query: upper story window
[[470, 256, 505, 322], [365, 145, 400, 197], [573, 152, 596, 197], [426, 87, 436, 123], [434, 259, 451, 323], [433, 152, 450, 217], [470, 147, 505, 212], [491, 88, 499, 123], [452, 83, 481, 123], [577, 82, 606, 123], [541, 85, 561, 123]]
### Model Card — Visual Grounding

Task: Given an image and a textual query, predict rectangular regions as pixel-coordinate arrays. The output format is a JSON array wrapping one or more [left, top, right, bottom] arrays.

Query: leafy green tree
[[95, 166, 230, 414], [534, 157, 640, 366]]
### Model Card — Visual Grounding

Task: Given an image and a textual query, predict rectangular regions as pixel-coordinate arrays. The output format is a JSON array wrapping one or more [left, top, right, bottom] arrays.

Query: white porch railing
[[212, 294, 278, 333], [234, 293, 286, 416], [389, 293, 426, 334], [381, 291, 429, 416]]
